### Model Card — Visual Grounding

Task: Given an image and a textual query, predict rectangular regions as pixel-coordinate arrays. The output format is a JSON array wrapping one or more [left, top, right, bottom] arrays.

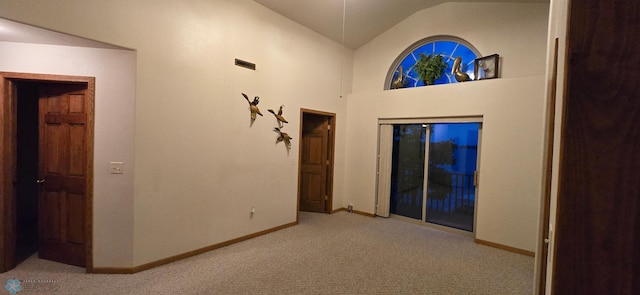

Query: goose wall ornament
[[241, 93, 263, 122], [452, 56, 471, 82], [274, 127, 293, 150], [268, 105, 288, 128], [391, 65, 409, 89]]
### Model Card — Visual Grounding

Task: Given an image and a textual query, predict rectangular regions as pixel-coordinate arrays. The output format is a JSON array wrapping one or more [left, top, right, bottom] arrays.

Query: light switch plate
[[110, 162, 124, 174]]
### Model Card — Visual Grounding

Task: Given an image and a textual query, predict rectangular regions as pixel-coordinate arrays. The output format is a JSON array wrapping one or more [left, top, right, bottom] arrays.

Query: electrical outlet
[[110, 162, 124, 174]]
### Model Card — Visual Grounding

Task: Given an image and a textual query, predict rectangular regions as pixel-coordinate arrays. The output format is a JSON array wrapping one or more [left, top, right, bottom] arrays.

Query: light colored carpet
[[3, 212, 534, 294]]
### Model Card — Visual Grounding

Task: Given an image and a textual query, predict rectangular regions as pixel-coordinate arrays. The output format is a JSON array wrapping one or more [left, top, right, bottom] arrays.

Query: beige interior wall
[[345, 77, 546, 252], [352, 2, 550, 93], [345, 2, 550, 252], [0, 0, 352, 266], [0, 0, 552, 267]]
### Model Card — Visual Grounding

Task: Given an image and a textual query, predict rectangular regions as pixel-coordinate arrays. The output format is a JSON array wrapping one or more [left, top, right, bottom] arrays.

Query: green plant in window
[[414, 53, 447, 85]]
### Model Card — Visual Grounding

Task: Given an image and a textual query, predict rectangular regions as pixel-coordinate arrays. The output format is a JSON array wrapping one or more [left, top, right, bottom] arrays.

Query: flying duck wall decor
[[274, 127, 293, 151], [240, 92, 293, 153], [241, 92, 263, 123], [267, 105, 288, 128]]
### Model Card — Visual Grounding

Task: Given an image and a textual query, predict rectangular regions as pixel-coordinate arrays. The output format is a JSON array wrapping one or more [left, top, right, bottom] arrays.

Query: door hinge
[[474, 171, 479, 186], [324, 195, 328, 200]]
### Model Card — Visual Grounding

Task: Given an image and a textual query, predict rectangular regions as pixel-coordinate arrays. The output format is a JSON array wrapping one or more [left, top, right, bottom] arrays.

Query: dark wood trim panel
[[475, 239, 535, 257], [331, 207, 376, 218], [91, 221, 298, 274], [0, 72, 94, 84], [84, 78, 96, 272], [352, 210, 375, 218], [331, 208, 347, 214], [90, 267, 136, 275], [0, 74, 16, 272]]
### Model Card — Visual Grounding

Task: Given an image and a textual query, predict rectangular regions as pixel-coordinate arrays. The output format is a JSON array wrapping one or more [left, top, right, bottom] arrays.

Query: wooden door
[[299, 113, 329, 213], [37, 83, 88, 267], [552, 1, 640, 294], [0, 74, 18, 272], [1, 73, 93, 272]]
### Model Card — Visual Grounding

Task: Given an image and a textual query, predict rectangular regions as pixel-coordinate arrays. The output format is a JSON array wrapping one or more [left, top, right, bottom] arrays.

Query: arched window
[[385, 36, 481, 90]]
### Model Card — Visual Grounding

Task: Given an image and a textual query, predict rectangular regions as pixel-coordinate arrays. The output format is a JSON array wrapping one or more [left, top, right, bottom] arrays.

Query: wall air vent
[[235, 58, 256, 71]]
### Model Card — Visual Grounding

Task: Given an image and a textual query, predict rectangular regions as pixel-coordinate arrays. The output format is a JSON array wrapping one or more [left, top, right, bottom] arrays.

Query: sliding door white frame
[[375, 125, 393, 217], [375, 116, 483, 233]]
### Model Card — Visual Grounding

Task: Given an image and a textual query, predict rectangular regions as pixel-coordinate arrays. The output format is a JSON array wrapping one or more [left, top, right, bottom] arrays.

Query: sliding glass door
[[389, 124, 426, 220], [382, 120, 481, 233], [425, 123, 479, 231]]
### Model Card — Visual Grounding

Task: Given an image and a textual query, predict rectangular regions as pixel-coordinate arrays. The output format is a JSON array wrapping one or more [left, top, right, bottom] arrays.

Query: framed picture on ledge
[[474, 54, 499, 80]]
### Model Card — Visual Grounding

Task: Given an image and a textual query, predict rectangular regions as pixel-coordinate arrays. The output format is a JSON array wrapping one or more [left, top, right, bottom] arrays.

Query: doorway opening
[[297, 109, 336, 218], [376, 117, 482, 235], [1, 72, 94, 272], [15, 81, 39, 265]]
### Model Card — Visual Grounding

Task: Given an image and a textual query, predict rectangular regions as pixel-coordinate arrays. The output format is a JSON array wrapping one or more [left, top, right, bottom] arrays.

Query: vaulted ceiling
[[254, 0, 549, 49]]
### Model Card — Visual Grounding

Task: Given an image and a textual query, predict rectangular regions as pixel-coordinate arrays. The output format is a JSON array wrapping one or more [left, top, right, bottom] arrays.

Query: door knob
[[36, 179, 45, 184]]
